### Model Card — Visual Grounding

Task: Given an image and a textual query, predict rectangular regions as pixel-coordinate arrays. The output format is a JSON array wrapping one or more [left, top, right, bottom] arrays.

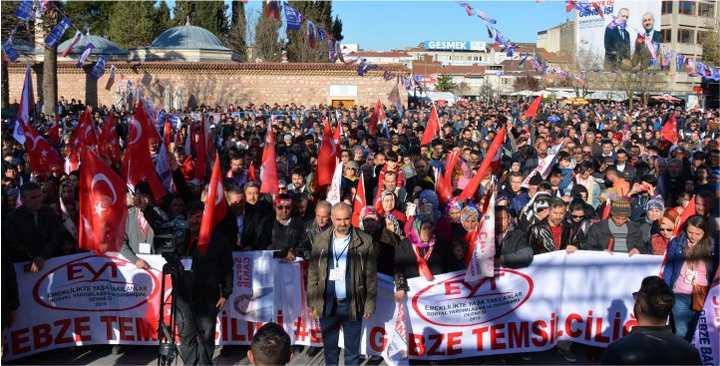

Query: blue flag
[[676, 53, 685, 72], [283, 3, 303, 31], [16, 0, 33, 21], [76, 42, 95, 68], [2, 39, 19, 62], [46, 17, 71, 48], [89, 56, 106, 79], [318, 28, 326, 41]]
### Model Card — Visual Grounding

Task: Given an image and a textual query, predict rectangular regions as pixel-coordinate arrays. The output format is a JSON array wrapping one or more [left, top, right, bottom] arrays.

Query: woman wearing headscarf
[[663, 215, 719, 341], [393, 215, 456, 303], [359, 207, 400, 276], [375, 191, 406, 226]]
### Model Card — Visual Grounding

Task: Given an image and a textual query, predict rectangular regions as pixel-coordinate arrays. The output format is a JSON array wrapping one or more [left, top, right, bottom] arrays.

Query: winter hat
[[611, 198, 632, 218]]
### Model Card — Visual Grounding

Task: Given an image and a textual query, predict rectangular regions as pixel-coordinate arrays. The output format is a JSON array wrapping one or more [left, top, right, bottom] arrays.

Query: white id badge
[[181, 257, 193, 272], [329, 266, 344, 281], [138, 242, 151, 254]]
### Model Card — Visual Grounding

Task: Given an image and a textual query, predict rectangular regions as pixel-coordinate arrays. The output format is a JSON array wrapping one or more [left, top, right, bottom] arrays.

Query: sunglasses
[[276, 205, 292, 210], [572, 214, 585, 220], [660, 228, 673, 232]]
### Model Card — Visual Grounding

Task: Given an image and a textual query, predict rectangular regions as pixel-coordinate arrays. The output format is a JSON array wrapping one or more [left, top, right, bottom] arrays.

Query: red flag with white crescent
[[436, 148, 461, 204], [368, 98, 385, 137], [260, 118, 279, 194], [351, 173, 366, 228], [12, 66, 34, 145], [198, 153, 228, 255], [317, 119, 337, 187], [420, 104, 440, 146], [458, 128, 506, 201], [78, 148, 127, 254], [99, 113, 122, 165], [661, 112, 679, 145], [122, 102, 167, 201], [22, 123, 64, 176]]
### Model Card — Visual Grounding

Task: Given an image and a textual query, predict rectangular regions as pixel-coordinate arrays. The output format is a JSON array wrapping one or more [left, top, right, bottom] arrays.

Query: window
[[661, 29, 673, 43], [679, 1, 696, 15], [699, 2, 714, 17], [678, 28, 695, 44], [662, 0, 673, 14]]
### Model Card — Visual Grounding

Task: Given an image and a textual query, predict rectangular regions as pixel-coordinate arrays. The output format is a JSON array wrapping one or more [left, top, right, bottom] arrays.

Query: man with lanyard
[[307, 203, 377, 366]]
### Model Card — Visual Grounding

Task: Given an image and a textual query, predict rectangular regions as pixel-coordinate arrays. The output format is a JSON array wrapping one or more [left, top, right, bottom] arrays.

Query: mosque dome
[[150, 25, 230, 51], [58, 34, 128, 57]]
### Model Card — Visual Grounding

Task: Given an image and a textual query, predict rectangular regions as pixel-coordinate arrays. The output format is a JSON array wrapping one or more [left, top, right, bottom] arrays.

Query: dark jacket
[[601, 326, 701, 365], [528, 220, 570, 254], [563, 217, 592, 248], [604, 26, 631, 64], [496, 228, 533, 268], [582, 220, 648, 253], [269, 218, 306, 256], [2, 257, 19, 325], [176, 230, 234, 304], [307, 228, 377, 321], [3, 206, 61, 262], [242, 202, 273, 250], [662, 234, 718, 293], [394, 238, 457, 290]]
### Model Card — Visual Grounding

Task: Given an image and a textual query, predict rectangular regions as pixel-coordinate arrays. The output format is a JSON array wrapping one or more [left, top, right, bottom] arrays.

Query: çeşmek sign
[[423, 41, 486, 51]]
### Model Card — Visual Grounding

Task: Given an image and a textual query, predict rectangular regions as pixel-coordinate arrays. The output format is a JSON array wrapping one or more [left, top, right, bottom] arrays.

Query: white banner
[[693, 283, 720, 366], [4, 251, 676, 361]]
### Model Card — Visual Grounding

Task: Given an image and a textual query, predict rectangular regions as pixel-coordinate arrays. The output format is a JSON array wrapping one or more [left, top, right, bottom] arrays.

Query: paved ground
[[6, 344, 603, 365]]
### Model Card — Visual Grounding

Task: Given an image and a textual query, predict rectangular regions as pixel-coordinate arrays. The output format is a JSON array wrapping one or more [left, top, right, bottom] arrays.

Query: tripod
[[157, 260, 179, 366]]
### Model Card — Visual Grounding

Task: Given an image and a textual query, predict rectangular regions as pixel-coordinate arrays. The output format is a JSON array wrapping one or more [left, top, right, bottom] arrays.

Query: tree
[[611, 60, 663, 109], [331, 16, 343, 42], [108, 1, 159, 48], [254, 3, 282, 62], [2, 1, 35, 108], [700, 18, 720, 66], [435, 74, 457, 92], [42, 2, 64, 115], [285, 1, 333, 62], [513, 76, 540, 91], [479, 78, 496, 101], [154, 1, 172, 35], [62, 1, 117, 38], [191, 1, 228, 37], [224, 0, 247, 60]]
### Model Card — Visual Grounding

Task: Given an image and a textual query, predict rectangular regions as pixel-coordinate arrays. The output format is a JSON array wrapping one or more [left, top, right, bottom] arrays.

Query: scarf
[[407, 217, 435, 281]]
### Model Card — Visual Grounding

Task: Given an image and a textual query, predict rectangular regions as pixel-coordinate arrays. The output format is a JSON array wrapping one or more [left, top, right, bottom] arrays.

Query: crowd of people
[[1, 95, 719, 364]]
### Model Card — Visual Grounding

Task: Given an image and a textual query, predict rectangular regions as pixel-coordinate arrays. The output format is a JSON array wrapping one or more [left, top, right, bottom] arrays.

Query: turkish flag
[[198, 154, 228, 255], [601, 198, 612, 220], [673, 196, 696, 237], [436, 148, 461, 204], [248, 161, 257, 182], [163, 118, 173, 148], [420, 104, 440, 146], [78, 148, 127, 254], [122, 102, 167, 201], [661, 112, 679, 145], [22, 123, 64, 176], [351, 173, 367, 228], [523, 96, 542, 120], [260, 119, 279, 194], [99, 113, 122, 165], [368, 98, 385, 136], [47, 115, 61, 146], [458, 128, 506, 201], [317, 119, 337, 187]]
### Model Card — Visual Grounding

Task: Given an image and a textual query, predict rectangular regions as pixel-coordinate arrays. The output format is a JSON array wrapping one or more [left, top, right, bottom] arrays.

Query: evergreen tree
[[331, 16, 343, 42], [173, 0, 194, 26], [224, 1, 247, 60], [192, 1, 228, 37], [108, 1, 159, 48], [254, 3, 282, 62], [154, 1, 172, 34], [285, 1, 333, 63], [62, 1, 117, 38]]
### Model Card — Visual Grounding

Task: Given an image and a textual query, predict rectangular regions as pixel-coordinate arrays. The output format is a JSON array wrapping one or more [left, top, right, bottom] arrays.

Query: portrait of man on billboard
[[633, 12, 661, 68], [604, 7, 631, 68]]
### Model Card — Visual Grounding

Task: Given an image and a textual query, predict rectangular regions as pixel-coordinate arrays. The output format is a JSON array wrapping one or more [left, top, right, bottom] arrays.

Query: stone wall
[[5, 62, 408, 110]]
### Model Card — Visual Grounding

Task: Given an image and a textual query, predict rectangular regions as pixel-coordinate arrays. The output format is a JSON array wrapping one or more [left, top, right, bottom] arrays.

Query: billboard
[[423, 41, 486, 51], [575, 0, 661, 70]]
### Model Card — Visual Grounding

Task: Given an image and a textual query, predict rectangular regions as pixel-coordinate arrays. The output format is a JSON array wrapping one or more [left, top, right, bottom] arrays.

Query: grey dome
[[150, 25, 229, 50], [58, 35, 127, 56]]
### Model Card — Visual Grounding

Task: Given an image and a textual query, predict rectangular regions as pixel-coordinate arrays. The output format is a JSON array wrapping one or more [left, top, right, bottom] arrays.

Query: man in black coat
[[269, 194, 306, 260], [604, 7, 631, 67], [495, 207, 533, 268], [2, 182, 61, 271], [582, 198, 648, 254], [602, 276, 701, 365]]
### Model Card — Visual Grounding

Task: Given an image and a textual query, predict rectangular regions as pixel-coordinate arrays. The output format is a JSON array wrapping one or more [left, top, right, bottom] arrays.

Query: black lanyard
[[333, 236, 351, 264]]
